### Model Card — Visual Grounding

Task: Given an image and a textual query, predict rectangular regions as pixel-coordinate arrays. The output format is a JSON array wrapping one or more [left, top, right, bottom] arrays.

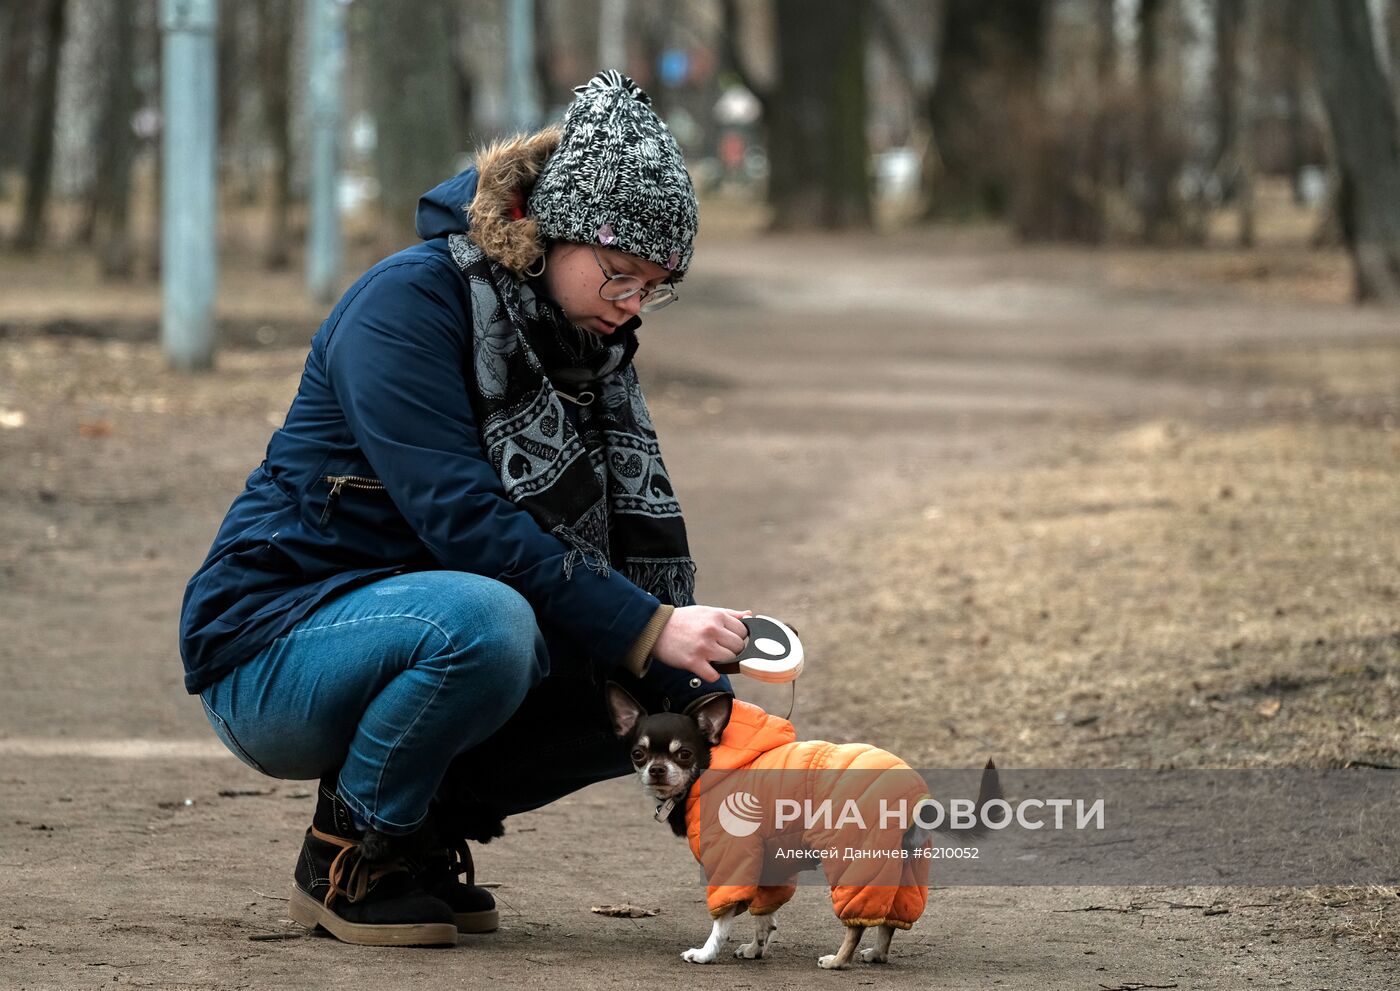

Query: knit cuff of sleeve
[[619, 603, 674, 677]]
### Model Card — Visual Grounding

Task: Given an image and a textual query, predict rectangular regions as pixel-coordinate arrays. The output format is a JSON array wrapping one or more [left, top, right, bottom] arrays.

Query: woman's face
[[538, 242, 672, 338]]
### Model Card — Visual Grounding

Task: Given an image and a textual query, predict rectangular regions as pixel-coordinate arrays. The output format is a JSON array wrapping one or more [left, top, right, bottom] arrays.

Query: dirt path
[[2, 230, 1397, 988]]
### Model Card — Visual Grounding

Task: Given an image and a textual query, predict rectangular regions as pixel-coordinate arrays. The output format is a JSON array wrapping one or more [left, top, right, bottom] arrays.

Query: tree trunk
[[923, 0, 1047, 220], [365, 0, 460, 247], [255, 0, 293, 270], [767, 0, 870, 230], [1307, 0, 1400, 302], [1211, 0, 1240, 175], [1136, 0, 1175, 243], [1390, 0, 1400, 109], [148, 0, 163, 278], [1093, 0, 1119, 191], [531, 0, 555, 111], [95, 0, 139, 278], [1282, 0, 1309, 205], [1234, 0, 1258, 247], [0, 2, 38, 191], [13, 0, 67, 253], [216, 3, 241, 149], [1212, 0, 1257, 246]]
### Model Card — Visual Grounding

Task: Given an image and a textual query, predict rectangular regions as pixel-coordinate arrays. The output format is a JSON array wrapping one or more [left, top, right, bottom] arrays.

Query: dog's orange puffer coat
[[684, 700, 931, 929]]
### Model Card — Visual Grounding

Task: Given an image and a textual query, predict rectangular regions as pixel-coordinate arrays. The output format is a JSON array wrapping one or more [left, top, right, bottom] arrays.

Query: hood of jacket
[[414, 128, 561, 277]]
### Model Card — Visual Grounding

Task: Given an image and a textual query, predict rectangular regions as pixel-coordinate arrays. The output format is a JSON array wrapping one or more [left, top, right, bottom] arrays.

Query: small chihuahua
[[606, 684, 999, 970]]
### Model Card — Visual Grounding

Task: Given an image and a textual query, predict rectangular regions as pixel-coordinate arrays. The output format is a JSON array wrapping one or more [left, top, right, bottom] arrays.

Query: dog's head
[[605, 683, 733, 804]]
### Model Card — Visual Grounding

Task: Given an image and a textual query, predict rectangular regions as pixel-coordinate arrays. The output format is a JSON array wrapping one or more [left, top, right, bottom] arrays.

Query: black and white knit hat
[[527, 71, 698, 278]]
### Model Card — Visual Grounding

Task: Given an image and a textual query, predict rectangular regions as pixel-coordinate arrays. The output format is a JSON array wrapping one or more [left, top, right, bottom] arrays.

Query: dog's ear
[[688, 692, 734, 746], [605, 682, 645, 739]]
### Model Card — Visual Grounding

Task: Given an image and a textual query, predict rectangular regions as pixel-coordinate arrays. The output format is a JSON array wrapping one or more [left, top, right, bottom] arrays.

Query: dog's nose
[[647, 764, 668, 780]]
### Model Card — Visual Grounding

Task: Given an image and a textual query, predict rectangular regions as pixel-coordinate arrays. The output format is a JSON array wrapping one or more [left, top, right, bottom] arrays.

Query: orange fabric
[[684, 701, 930, 928]]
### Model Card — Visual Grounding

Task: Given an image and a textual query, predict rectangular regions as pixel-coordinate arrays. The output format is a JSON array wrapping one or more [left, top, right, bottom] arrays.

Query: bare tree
[[13, 0, 67, 252], [1280, 0, 1311, 205], [1093, 0, 1123, 197], [1390, 0, 1400, 107], [363, 0, 461, 247], [1136, 0, 1176, 242], [924, 0, 1048, 220], [1211, 0, 1241, 176], [92, 0, 139, 277], [767, 0, 870, 229], [721, 0, 870, 229], [1307, 0, 1400, 302], [255, 0, 293, 270], [0, 3, 38, 193], [1213, 0, 1257, 247]]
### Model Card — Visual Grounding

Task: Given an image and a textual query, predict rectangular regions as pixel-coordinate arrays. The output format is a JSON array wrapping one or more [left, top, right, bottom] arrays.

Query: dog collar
[[654, 797, 676, 821]]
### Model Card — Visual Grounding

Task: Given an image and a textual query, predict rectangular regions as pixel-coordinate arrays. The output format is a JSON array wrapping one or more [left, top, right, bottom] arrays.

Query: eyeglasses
[[591, 245, 678, 313]]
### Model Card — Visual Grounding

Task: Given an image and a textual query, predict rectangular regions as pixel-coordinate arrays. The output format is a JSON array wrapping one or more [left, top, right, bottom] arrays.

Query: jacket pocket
[[318, 473, 388, 526]]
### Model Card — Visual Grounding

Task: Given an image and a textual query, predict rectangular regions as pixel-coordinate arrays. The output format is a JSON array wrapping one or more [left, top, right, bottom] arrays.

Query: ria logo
[[717, 791, 764, 837]]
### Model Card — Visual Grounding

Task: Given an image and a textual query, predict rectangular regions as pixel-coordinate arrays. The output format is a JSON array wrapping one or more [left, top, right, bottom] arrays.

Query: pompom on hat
[[527, 71, 698, 279]]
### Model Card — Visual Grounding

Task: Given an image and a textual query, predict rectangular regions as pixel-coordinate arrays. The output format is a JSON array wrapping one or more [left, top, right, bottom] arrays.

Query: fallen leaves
[[590, 904, 660, 919]]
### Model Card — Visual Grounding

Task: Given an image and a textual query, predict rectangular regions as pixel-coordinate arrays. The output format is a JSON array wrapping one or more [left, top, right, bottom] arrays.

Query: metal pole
[[306, 0, 346, 305], [598, 0, 628, 74], [506, 0, 539, 131], [159, 0, 218, 371]]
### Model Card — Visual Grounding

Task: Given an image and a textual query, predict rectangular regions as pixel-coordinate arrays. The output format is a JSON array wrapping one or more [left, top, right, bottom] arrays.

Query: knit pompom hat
[[527, 70, 698, 279]]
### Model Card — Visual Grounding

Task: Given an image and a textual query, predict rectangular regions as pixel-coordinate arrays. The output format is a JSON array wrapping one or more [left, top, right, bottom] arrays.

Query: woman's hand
[[652, 605, 752, 682]]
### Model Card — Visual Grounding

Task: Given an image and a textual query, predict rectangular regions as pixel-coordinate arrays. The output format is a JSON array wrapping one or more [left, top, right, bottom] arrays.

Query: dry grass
[[806, 416, 1400, 772], [789, 340, 1400, 954]]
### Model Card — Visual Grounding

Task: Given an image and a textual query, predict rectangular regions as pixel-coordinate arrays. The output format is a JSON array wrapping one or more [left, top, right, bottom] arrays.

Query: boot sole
[[455, 908, 499, 934], [288, 887, 458, 947]]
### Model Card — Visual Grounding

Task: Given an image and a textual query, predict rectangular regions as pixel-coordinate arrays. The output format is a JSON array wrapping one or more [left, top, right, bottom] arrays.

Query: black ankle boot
[[288, 778, 457, 947], [405, 837, 499, 934], [405, 807, 501, 934]]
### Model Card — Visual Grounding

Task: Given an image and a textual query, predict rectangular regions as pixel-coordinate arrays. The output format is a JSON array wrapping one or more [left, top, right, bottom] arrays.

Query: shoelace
[[312, 826, 406, 907], [443, 839, 476, 887]]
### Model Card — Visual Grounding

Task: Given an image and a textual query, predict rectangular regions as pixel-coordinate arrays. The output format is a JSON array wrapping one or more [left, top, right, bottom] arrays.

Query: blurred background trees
[[1, 0, 1398, 305]]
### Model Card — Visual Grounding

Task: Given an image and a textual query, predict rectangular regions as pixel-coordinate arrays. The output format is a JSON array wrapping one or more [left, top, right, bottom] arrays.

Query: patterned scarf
[[448, 233, 696, 607]]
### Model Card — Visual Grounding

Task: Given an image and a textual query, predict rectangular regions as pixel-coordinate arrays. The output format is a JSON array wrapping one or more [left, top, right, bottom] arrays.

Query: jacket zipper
[[319, 474, 386, 525]]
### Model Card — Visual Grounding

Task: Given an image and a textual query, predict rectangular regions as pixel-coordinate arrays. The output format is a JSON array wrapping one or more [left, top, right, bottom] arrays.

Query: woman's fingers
[[720, 612, 750, 639], [692, 660, 722, 683], [715, 628, 746, 656]]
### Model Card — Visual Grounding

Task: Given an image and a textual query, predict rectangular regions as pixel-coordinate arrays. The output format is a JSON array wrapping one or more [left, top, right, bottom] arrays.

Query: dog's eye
[[677, 748, 693, 762], [630, 748, 645, 763]]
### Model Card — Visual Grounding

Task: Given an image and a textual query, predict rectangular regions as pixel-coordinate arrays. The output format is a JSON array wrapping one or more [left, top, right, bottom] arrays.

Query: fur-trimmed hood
[[415, 129, 561, 277]]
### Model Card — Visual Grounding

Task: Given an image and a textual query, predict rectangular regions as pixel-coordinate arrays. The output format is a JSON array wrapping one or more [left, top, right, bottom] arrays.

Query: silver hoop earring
[[524, 255, 546, 278]]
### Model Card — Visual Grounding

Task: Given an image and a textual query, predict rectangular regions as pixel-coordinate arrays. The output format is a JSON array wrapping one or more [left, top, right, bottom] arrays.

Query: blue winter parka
[[179, 160, 715, 706]]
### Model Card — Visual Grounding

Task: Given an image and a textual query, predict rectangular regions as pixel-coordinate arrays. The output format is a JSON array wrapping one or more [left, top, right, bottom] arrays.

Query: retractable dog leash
[[712, 615, 803, 719]]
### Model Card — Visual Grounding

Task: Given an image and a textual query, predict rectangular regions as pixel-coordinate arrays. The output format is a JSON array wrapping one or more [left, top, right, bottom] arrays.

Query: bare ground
[[1, 225, 1398, 989]]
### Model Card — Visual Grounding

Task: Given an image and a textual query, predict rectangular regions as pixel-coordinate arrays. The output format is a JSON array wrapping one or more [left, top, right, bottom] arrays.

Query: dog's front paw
[[682, 947, 717, 964], [817, 953, 849, 970], [857, 947, 889, 964], [734, 941, 768, 960]]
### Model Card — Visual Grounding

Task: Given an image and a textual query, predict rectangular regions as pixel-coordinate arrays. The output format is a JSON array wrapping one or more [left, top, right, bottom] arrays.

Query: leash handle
[[712, 615, 804, 684]]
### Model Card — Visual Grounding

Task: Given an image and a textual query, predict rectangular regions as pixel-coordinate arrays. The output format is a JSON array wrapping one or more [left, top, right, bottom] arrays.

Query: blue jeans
[[199, 570, 631, 834]]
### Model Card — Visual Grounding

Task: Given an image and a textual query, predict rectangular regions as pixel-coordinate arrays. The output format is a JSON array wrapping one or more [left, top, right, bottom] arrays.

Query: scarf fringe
[[622, 558, 697, 607], [552, 524, 612, 581]]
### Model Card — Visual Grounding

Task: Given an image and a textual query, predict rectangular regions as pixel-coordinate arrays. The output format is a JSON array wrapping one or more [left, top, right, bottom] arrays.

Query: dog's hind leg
[[682, 905, 742, 964], [857, 924, 896, 963], [734, 912, 777, 959], [817, 925, 865, 970]]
